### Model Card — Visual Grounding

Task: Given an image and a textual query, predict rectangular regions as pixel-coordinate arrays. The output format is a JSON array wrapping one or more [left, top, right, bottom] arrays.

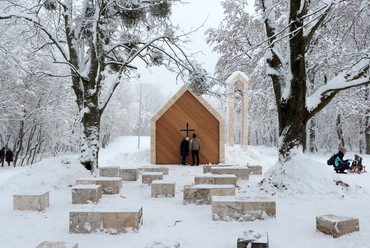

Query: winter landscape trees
[[0, 0, 203, 173], [207, 0, 370, 161]]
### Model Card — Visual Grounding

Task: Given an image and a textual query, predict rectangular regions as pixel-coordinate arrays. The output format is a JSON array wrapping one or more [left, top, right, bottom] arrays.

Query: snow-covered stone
[[35, 241, 78, 248], [140, 166, 169, 175], [212, 196, 276, 221], [211, 167, 250, 179], [119, 168, 139, 181], [13, 192, 49, 211], [246, 165, 263, 175], [316, 214, 359, 238], [151, 180, 175, 198], [142, 172, 164, 185], [237, 230, 269, 248], [76, 177, 122, 194], [72, 185, 102, 204], [99, 166, 120, 177], [183, 184, 235, 205], [194, 174, 237, 186], [69, 208, 143, 234], [203, 164, 238, 173]]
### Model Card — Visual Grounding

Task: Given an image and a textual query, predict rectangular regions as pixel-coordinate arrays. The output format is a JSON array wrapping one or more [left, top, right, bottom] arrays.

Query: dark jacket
[[180, 139, 189, 156], [334, 151, 348, 167], [0, 148, 5, 157], [5, 149, 13, 162]]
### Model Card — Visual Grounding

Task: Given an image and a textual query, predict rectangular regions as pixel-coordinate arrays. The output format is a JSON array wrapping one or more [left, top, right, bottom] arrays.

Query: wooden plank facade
[[151, 86, 225, 165]]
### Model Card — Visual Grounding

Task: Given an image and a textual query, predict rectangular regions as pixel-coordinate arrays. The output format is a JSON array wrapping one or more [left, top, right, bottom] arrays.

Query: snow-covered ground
[[1, 136, 370, 248]]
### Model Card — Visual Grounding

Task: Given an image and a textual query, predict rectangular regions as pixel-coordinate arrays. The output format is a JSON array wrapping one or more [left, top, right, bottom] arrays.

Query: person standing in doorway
[[180, 137, 189, 165], [5, 148, 14, 167], [0, 147, 5, 167], [189, 133, 201, 166]]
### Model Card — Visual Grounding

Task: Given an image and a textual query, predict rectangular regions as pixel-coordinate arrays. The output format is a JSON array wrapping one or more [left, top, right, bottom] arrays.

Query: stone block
[[72, 185, 102, 204], [212, 196, 276, 221], [246, 165, 263, 175], [13, 192, 49, 211], [76, 177, 122, 194], [316, 214, 359, 238], [151, 180, 175, 198], [203, 164, 238, 174], [194, 174, 237, 186], [140, 166, 169, 175], [119, 168, 138, 181], [36, 241, 78, 248], [69, 208, 143, 234], [183, 184, 235, 205], [237, 230, 269, 248], [99, 166, 120, 177], [142, 172, 164, 185], [211, 167, 250, 180]]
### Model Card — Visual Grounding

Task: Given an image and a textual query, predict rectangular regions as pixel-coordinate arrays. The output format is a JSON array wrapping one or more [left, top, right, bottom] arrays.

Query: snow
[[1, 136, 370, 248]]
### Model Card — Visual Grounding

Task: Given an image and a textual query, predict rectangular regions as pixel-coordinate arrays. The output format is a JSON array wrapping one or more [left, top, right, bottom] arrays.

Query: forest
[[0, 0, 369, 169]]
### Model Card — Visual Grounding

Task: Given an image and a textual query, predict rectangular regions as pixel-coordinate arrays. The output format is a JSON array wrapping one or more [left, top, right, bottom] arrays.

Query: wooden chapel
[[150, 86, 225, 164]]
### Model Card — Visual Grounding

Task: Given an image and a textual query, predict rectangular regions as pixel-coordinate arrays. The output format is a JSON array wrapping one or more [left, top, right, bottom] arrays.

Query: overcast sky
[[137, 0, 225, 96]]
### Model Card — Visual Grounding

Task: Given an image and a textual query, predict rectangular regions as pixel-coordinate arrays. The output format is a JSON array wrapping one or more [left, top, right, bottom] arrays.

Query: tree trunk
[[366, 126, 370, 154], [79, 100, 101, 175], [309, 117, 317, 153], [336, 114, 345, 147]]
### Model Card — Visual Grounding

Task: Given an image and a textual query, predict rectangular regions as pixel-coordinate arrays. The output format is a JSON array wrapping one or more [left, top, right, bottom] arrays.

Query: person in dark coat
[[5, 148, 14, 167], [180, 137, 189, 165], [334, 146, 351, 174], [0, 147, 5, 167]]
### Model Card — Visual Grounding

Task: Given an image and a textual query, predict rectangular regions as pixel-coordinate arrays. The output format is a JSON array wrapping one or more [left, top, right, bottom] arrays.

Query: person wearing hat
[[180, 137, 190, 165], [334, 146, 351, 174], [350, 154, 363, 173]]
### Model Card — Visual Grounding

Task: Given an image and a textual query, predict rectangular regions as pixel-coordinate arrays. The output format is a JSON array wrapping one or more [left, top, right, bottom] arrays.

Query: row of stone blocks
[[99, 166, 169, 181], [203, 165, 263, 175], [69, 208, 143, 234]]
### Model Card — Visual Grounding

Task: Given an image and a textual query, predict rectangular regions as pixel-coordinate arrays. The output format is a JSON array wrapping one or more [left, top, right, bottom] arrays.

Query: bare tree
[[207, 0, 369, 162], [0, 0, 204, 174]]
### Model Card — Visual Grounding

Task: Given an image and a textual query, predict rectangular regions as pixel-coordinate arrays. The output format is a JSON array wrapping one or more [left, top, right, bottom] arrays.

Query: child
[[350, 154, 363, 173]]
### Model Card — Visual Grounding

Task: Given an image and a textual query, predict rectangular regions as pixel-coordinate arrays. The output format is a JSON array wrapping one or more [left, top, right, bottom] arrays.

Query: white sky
[[137, 0, 225, 96]]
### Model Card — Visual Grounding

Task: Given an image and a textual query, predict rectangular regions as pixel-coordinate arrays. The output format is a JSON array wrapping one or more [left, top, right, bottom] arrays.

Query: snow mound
[[0, 155, 91, 193], [259, 150, 354, 196]]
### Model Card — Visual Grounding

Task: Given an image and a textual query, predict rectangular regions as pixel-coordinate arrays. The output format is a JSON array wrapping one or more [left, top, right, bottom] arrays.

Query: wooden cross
[[180, 123, 195, 137]]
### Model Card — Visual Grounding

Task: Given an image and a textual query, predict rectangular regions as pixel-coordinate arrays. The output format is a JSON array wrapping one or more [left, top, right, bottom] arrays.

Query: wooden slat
[[156, 91, 219, 164]]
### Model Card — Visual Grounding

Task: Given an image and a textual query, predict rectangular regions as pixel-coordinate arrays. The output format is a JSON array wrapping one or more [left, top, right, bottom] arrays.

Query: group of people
[[180, 134, 201, 166], [0, 147, 14, 167], [333, 146, 364, 174]]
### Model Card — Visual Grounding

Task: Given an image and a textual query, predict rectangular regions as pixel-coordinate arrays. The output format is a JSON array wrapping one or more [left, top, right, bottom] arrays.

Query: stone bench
[[246, 165, 263, 175], [203, 164, 238, 174], [99, 166, 120, 177], [13, 192, 49, 211], [72, 185, 102, 204], [316, 214, 359, 238], [151, 180, 175, 198], [183, 184, 235, 205], [140, 166, 169, 175], [36, 242, 78, 248], [194, 174, 237, 186], [69, 207, 143, 234], [119, 168, 139, 181], [142, 172, 164, 185], [212, 196, 276, 221], [237, 230, 269, 248], [76, 177, 122, 194], [211, 167, 250, 179]]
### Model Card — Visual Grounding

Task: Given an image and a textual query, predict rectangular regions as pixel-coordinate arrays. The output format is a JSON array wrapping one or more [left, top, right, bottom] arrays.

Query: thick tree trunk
[[366, 126, 370, 155], [278, 105, 308, 162], [336, 114, 345, 147], [79, 97, 101, 175]]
